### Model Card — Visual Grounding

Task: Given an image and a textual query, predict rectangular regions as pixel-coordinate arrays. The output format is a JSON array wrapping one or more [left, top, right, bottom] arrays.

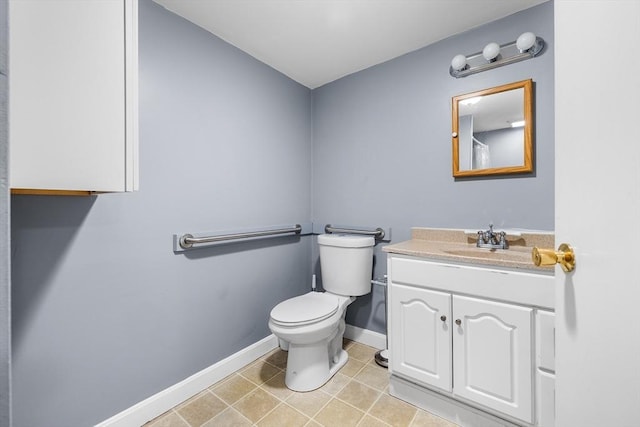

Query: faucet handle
[[499, 231, 508, 248]]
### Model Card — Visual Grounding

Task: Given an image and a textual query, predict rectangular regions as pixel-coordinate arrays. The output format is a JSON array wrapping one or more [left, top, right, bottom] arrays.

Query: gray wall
[[1, 0, 11, 425], [10, 1, 312, 426], [312, 2, 554, 332]]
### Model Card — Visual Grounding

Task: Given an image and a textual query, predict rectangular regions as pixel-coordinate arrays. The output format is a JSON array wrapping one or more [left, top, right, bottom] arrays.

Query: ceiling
[[152, 0, 548, 89]]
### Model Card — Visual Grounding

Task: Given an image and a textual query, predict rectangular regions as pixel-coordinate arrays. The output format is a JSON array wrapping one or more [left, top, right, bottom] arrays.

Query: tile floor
[[144, 340, 459, 427]]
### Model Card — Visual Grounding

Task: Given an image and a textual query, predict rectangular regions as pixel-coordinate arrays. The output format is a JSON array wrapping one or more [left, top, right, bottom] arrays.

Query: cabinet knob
[[440, 315, 447, 322], [455, 319, 462, 326]]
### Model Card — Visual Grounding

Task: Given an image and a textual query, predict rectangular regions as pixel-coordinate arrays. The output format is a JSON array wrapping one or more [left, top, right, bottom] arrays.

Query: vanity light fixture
[[449, 31, 545, 78], [511, 120, 526, 128], [482, 42, 501, 62]]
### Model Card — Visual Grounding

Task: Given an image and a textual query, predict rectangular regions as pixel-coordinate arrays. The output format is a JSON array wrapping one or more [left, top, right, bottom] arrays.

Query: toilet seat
[[270, 292, 339, 326]]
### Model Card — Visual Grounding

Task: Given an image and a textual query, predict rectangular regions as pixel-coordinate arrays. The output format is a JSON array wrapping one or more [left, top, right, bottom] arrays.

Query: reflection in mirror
[[452, 79, 533, 177]]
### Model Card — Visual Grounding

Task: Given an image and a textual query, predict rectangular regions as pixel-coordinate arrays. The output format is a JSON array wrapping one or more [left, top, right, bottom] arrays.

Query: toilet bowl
[[269, 291, 354, 391], [268, 234, 375, 392]]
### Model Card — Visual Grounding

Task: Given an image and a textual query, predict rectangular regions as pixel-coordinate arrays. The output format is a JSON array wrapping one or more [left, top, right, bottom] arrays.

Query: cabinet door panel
[[9, 0, 133, 192], [453, 295, 533, 423], [537, 369, 555, 427], [389, 284, 452, 392], [536, 310, 555, 372]]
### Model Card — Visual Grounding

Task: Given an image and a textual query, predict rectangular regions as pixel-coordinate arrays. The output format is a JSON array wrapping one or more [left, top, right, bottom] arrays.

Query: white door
[[452, 295, 533, 423], [389, 284, 452, 392], [555, 2, 640, 426]]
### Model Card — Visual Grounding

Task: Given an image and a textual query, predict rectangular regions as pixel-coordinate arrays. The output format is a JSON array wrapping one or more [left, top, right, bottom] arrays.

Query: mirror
[[452, 79, 533, 177]]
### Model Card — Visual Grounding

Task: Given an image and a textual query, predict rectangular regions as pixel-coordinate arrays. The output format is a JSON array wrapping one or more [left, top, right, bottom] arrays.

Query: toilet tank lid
[[318, 234, 374, 248]]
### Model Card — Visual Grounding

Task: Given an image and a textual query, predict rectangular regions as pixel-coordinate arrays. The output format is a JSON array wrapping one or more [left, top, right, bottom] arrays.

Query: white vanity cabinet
[[387, 254, 555, 427], [9, 0, 138, 194]]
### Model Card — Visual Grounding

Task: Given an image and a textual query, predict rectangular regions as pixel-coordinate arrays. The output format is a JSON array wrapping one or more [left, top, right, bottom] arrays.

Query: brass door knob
[[532, 243, 576, 272]]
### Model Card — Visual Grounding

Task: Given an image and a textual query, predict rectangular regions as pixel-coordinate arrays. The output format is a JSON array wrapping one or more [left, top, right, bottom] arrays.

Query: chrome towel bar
[[179, 224, 302, 249], [324, 224, 385, 240]]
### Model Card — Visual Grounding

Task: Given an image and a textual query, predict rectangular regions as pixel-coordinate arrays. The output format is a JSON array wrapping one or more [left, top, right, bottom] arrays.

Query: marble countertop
[[382, 227, 555, 272]]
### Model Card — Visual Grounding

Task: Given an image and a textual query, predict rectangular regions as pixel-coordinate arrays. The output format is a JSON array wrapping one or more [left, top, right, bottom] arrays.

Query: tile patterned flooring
[[144, 340, 459, 427]]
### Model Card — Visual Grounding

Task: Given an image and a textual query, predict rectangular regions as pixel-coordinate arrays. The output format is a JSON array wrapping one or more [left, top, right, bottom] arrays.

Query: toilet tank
[[317, 234, 374, 296]]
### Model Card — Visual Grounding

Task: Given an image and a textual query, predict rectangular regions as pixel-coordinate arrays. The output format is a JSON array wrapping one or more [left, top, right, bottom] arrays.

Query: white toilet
[[268, 234, 374, 392]]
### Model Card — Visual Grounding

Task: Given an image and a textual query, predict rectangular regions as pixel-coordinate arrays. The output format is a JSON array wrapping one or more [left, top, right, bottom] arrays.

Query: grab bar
[[179, 224, 302, 249], [324, 224, 385, 240]]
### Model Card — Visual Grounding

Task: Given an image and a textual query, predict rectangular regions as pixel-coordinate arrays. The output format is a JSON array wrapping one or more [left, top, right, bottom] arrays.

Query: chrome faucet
[[476, 224, 508, 249]]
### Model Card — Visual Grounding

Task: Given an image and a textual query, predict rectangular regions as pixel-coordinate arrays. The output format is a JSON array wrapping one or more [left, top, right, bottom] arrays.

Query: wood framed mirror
[[452, 79, 533, 177]]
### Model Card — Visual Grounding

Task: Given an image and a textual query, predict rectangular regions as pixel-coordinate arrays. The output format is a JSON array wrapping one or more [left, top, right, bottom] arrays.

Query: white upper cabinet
[[9, 0, 138, 194]]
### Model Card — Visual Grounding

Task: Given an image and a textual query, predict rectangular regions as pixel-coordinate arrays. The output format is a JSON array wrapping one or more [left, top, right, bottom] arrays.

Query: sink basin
[[442, 248, 531, 263]]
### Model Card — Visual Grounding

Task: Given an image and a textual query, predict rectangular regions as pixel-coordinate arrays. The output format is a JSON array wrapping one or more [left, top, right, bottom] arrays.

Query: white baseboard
[[96, 326, 384, 427], [344, 324, 386, 350], [95, 334, 278, 427]]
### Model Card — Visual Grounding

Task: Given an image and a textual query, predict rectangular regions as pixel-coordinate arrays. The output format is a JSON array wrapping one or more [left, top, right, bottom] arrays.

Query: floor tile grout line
[[171, 388, 222, 423], [253, 383, 310, 423], [304, 374, 390, 426], [356, 410, 392, 427], [237, 364, 284, 388], [348, 372, 390, 394], [203, 388, 231, 426], [209, 406, 253, 427], [406, 407, 420, 427], [250, 400, 309, 427], [283, 387, 334, 419], [333, 382, 387, 426], [171, 408, 193, 427]]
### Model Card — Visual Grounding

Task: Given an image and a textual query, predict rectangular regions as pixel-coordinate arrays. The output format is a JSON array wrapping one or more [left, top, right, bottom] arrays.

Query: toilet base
[[285, 346, 348, 392], [283, 318, 348, 392]]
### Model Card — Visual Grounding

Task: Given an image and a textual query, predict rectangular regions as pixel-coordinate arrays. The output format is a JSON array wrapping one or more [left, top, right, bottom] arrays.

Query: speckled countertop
[[383, 227, 555, 272]]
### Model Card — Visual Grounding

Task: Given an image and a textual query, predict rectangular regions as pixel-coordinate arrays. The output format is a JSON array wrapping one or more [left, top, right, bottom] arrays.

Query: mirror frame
[[452, 79, 533, 177]]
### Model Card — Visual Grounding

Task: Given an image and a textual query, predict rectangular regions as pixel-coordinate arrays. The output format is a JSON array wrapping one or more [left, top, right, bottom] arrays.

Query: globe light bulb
[[517, 32, 536, 52], [482, 42, 500, 61], [451, 54, 467, 71]]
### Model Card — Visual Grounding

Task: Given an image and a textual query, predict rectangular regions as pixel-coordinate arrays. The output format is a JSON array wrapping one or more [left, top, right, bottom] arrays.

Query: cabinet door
[[389, 284, 452, 392], [9, 0, 138, 192], [452, 295, 533, 423]]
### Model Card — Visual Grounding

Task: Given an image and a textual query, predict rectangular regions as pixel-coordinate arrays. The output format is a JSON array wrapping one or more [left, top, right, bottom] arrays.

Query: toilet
[[268, 234, 375, 392]]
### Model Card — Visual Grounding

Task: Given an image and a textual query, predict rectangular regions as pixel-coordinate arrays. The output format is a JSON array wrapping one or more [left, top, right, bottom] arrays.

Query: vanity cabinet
[[387, 254, 554, 427], [9, 0, 138, 194]]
